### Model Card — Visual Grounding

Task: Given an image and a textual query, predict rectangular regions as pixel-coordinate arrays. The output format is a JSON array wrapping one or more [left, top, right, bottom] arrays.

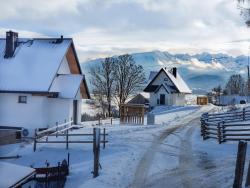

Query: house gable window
[[18, 96, 27, 103]]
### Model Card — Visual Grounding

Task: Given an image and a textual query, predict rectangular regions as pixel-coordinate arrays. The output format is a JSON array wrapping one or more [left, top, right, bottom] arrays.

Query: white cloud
[[0, 0, 249, 61]]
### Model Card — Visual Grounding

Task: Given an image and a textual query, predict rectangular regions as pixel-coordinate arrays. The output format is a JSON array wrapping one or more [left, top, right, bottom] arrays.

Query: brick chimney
[[172, 67, 177, 78], [4, 31, 18, 58]]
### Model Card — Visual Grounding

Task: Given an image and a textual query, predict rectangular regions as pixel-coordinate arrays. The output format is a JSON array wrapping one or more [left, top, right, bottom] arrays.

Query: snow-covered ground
[[0, 104, 247, 188]]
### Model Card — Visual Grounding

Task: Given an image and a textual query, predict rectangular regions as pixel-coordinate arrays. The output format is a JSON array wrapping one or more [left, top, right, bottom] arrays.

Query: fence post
[[67, 152, 70, 168], [245, 161, 250, 187], [93, 128, 101, 178], [222, 121, 225, 143], [103, 128, 106, 149], [57, 162, 60, 188], [217, 123, 222, 144], [46, 162, 49, 188], [56, 122, 58, 138], [111, 118, 112, 125], [243, 108, 246, 121], [233, 141, 247, 188], [201, 119, 205, 140], [66, 129, 69, 150], [33, 129, 37, 152]]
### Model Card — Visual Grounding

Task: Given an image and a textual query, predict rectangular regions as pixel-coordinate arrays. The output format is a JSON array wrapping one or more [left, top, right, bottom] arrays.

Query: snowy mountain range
[[81, 51, 249, 94]]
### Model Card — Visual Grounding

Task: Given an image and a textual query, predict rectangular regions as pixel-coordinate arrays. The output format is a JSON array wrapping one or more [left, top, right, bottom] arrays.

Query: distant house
[[0, 31, 90, 135], [127, 92, 149, 105], [144, 67, 191, 107], [217, 95, 250, 106]]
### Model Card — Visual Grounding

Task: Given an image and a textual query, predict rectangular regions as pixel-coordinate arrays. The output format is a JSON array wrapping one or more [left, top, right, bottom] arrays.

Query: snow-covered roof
[[144, 68, 192, 94], [163, 69, 192, 93], [0, 162, 35, 188], [140, 92, 150, 99], [50, 74, 83, 98], [0, 38, 72, 92]]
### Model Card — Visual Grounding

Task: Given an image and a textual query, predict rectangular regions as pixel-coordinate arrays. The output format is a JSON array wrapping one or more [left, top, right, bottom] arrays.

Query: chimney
[[55, 35, 63, 44], [4, 31, 18, 58], [172, 67, 177, 78]]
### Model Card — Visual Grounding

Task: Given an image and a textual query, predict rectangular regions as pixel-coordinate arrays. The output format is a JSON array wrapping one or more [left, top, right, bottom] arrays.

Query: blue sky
[[0, 0, 249, 62]]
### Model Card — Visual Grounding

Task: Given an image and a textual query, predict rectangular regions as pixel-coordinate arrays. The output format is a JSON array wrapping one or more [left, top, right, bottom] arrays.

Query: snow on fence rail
[[36, 118, 74, 138], [201, 108, 250, 143], [34, 127, 108, 152]]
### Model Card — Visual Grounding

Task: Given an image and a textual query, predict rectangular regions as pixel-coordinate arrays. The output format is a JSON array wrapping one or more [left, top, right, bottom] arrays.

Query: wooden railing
[[36, 118, 74, 139], [201, 107, 250, 143]]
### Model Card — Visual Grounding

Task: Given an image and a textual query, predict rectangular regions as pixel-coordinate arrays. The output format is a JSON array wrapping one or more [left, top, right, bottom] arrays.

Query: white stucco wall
[[0, 93, 47, 130], [149, 87, 174, 106], [172, 93, 186, 106], [149, 91, 186, 107], [46, 98, 73, 126], [0, 93, 82, 135]]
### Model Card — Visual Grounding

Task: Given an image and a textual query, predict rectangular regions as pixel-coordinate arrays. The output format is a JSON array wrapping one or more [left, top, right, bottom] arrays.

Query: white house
[[0, 31, 90, 135], [144, 67, 191, 107]]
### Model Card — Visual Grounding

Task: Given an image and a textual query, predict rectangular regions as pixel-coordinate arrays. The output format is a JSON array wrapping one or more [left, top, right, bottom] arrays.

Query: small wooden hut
[[120, 104, 145, 125], [197, 96, 208, 105]]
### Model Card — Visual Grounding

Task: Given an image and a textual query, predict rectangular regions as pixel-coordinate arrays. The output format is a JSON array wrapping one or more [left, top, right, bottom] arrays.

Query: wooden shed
[[120, 104, 145, 125], [197, 96, 208, 105]]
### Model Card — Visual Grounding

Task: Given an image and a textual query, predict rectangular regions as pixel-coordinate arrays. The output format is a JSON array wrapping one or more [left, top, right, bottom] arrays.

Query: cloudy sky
[[0, 0, 249, 62]]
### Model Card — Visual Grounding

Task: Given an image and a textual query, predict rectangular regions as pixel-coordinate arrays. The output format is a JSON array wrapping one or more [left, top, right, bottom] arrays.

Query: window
[[18, 96, 27, 103]]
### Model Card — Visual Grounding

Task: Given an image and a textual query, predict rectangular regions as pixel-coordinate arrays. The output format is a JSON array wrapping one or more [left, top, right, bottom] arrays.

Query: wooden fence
[[201, 107, 250, 143], [34, 121, 108, 152], [120, 104, 145, 125]]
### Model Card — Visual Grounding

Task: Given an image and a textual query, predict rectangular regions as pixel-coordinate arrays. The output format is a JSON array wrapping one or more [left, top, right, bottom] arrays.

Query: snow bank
[[0, 162, 35, 188]]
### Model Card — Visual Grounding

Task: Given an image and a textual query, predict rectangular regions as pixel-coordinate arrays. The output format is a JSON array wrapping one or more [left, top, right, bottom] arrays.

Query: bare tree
[[90, 57, 115, 117], [212, 85, 222, 95], [237, 0, 250, 26], [244, 77, 250, 95], [225, 74, 245, 95], [113, 54, 145, 113]]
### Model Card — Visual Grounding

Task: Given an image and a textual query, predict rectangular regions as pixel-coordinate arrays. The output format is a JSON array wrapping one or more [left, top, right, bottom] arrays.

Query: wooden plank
[[233, 141, 247, 188], [245, 161, 250, 187], [224, 134, 250, 136], [36, 140, 108, 144], [93, 128, 100, 178]]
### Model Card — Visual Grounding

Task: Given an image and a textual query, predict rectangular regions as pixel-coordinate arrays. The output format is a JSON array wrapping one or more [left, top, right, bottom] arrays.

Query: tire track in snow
[[130, 106, 212, 188]]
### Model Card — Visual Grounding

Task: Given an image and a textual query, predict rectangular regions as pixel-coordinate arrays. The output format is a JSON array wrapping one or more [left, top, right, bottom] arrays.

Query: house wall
[[0, 93, 81, 135], [151, 71, 175, 89], [46, 98, 73, 126], [149, 90, 186, 107], [149, 87, 173, 106], [0, 93, 47, 131], [172, 93, 186, 106]]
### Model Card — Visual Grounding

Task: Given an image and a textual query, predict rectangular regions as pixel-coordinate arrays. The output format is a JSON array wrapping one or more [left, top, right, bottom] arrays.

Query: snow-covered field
[[1, 104, 247, 188]]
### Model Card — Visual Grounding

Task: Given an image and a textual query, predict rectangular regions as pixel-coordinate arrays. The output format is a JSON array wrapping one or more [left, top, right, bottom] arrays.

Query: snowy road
[[131, 107, 213, 188], [130, 106, 238, 188]]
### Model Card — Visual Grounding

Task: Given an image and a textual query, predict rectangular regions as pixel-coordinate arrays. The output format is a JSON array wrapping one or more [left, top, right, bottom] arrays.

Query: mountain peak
[[82, 50, 249, 93]]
